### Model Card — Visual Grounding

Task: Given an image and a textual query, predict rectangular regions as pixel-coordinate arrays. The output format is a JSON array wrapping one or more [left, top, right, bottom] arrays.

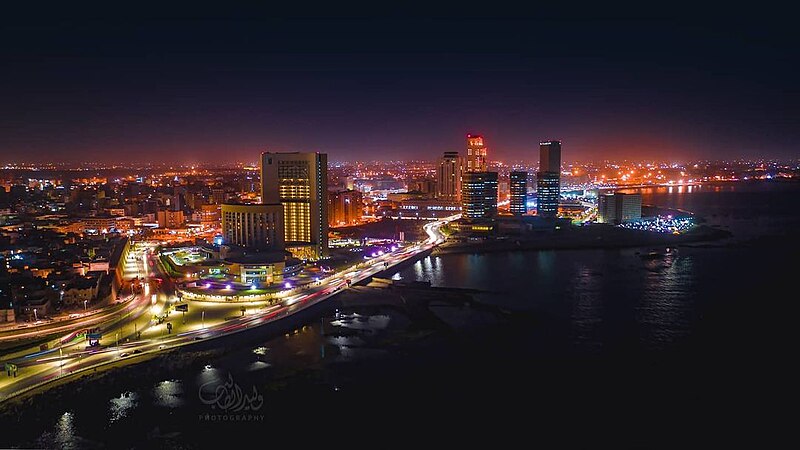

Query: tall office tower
[[260, 152, 328, 260], [437, 151, 463, 201], [597, 192, 642, 224], [465, 134, 488, 173], [536, 140, 562, 218], [221, 203, 284, 250], [509, 171, 528, 216], [462, 172, 498, 219]]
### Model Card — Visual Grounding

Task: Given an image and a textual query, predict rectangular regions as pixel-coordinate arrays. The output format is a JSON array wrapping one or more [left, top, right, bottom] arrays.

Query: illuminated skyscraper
[[221, 203, 284, 250], [462, 171, 498, 219], [437, 151, 462, 201], [260, 152, 328, 259], [509, 171, 527, 216], [536, 141, 562, 218], [465, 134, 487, 173]]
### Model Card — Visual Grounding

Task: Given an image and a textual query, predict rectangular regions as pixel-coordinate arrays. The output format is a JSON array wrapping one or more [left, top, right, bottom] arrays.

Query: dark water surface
[[2, 181, 797, 448]]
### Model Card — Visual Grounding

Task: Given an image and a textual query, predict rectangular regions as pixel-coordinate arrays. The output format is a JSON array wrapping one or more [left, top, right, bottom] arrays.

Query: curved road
[[0, 216, 455, 402]]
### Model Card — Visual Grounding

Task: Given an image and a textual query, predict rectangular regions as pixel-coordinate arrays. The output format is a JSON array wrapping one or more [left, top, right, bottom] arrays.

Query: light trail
[[0, 217, 457, 401]]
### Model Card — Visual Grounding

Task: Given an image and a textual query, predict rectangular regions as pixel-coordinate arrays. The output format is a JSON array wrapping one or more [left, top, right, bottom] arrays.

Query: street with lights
[[0, 216, 454, 402]]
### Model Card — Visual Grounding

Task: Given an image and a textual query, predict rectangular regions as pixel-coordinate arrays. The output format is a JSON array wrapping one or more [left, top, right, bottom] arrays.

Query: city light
[[618, 216, 694, 233], [0, 16, 797, 447]]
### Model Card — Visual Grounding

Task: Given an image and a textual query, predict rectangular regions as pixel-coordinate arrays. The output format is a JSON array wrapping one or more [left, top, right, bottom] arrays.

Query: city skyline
[[1, 10, 798, 446], [2, 15, 798, 164]]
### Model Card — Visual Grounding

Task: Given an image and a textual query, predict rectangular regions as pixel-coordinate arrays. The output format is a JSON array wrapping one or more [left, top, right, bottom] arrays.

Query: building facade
[[156, 209, 185, 229], [328, 189, 363, 227], [437, 151, 462, 201], [260, 152, 328, 259], [199, 204, 221, 227], [536, 140, 562, 218], [221, 203, 285, 251], [597, 192, 642, 224], [465, 134, 488, 173], [462, 172, 498, 219], [509, 171, 528, 215], [210, 188, 226, 205]]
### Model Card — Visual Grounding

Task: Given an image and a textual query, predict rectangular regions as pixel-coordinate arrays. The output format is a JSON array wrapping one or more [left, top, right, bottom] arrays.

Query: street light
[[83, 300, 88, 311], [59, 346, 63, 377], [202, 310, 205, 329], [33, 308, 37, 321]]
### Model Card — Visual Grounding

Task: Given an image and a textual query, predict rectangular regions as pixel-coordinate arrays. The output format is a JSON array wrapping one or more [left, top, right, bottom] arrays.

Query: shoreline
[[0, 284, 510, 447], [436, 224, 732, 255]]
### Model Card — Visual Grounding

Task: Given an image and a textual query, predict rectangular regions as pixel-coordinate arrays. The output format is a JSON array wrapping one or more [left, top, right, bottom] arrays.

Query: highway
[[0, 215, 455, 402], [0, 244, 154, 346]]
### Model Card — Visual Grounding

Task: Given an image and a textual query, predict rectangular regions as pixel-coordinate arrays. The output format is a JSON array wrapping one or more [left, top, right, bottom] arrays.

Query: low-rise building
[[396, 199, 461, 219], [62, 275, 101, 306]]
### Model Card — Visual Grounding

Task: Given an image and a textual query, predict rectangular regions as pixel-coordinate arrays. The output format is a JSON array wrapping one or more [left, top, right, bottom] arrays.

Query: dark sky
[[1, 11, 798, 164]]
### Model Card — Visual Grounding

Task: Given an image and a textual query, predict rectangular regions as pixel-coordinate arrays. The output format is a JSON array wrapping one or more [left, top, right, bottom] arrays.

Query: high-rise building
[[465, 134, 487, 173], [328, 189, 363, 227], [260, 152, 328, 259], [437, 151, 462, 201], [462, 172, 498, 219], [539, 140, 561, 173], [221, 203, 284, 250], [172, 186, 185, 211], [509, 171, 528, 216], [597, 192, 642, 224], [537, 141, 562, 218]]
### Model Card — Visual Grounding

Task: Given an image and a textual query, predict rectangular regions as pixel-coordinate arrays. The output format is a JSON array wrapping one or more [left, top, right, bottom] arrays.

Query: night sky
[[1, 10, 798, 164]]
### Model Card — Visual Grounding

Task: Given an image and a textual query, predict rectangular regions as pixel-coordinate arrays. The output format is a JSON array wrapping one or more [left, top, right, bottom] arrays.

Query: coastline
[[435, 224, 732, 255], [0, 283, 514, 447]]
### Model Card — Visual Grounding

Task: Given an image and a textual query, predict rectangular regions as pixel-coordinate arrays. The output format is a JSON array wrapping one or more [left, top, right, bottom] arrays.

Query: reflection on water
[[153, 380, 184, 408], [109, 391, 138, 423], [637, 253, 695, 350], [247, 361, 271, 371], [335, 346, 388, 362], [10, 181, 800, 448], [401, 245, 707, 353], [327, 335, 366, 347], [34, 410, 103, 450], [569, 265, 603, 353], [53, 411, 76, 449], [330, 313, 391, 332]]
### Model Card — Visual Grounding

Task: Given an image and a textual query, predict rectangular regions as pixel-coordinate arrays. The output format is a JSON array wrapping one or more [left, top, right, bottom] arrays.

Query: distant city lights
[[618, 216, 694, 234]]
